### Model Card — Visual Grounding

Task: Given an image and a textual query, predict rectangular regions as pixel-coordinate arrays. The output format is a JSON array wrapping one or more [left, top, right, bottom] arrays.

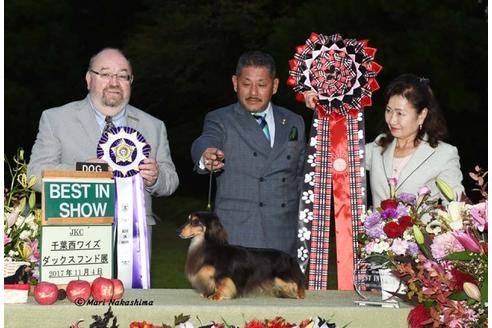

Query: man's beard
[[102, 87, 127, 108]]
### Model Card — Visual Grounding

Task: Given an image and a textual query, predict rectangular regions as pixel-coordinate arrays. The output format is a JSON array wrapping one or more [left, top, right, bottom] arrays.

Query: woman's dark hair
[[377, 73, 448, 150]]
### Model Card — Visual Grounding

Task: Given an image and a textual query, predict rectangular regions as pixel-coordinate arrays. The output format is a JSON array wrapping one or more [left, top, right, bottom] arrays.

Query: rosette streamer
[[97, 127, 151, 289], [288, 33, 381, 290]]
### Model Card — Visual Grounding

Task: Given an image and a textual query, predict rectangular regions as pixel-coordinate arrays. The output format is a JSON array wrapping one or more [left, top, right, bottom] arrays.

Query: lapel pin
[[281, 118, 287, 125]]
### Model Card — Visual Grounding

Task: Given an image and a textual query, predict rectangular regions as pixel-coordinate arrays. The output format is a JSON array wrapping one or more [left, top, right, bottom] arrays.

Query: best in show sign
[[42, 170, 114, 224], [41, 170, 115, 284]]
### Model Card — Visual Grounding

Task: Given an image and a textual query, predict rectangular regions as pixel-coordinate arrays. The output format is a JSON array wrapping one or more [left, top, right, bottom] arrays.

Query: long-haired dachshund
[[179, 211, 306, 300], [4, 265, 32, 284]]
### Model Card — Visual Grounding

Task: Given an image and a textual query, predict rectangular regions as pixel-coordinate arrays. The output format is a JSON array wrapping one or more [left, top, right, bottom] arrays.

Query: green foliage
[[480, 275, 487, 305], [445, 251, 473, 261], [448, 291, 467, 301]]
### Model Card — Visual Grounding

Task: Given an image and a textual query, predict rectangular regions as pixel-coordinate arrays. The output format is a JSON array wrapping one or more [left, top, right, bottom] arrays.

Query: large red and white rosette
[[288, 33, 382, 290]]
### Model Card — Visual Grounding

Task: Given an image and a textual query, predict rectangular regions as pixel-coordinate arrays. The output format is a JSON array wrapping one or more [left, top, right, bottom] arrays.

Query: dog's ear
[[20, 266, 32, 283], [206, 214, 228, 243]]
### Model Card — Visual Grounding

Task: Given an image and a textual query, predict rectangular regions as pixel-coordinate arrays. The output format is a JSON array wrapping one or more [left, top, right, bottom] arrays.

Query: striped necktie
[[252, 113, 271, 143], [103, 116, 115, 134]]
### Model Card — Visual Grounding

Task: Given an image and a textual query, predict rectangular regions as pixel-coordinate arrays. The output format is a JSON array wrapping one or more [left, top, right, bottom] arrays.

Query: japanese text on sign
[[40, 225, 113, 284]]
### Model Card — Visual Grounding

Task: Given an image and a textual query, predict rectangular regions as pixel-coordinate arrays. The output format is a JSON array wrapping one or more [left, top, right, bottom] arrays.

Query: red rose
[[380, 199, 398, 210], [451, 268, 477, 291], [407, 304, 431, 328], [399, 215, 413, 228], [383, 221, 405, 238]]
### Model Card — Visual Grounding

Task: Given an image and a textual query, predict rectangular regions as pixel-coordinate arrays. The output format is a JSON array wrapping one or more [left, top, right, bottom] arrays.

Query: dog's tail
[[269, 255, 307, 299]]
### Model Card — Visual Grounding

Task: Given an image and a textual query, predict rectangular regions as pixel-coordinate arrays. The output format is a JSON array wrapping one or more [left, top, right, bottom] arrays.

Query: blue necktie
[[253, 113, 271, 143]]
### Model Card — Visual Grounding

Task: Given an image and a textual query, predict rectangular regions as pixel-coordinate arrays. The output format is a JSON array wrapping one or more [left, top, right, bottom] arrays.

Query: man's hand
[[139, 158, 159, 187], [202, 148, 225, 171]]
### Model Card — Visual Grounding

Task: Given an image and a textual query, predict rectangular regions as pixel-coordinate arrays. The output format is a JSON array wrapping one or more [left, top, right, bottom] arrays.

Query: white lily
[[438, 201, 466, 230], [425, 220, 442, 234]]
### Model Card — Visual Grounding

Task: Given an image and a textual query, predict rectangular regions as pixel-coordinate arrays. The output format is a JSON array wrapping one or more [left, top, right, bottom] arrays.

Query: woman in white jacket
[[305, 73, 465, 207]]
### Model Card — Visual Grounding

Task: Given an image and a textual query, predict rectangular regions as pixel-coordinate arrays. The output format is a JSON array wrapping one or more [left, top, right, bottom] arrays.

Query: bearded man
[[28, 48, 179, 252]]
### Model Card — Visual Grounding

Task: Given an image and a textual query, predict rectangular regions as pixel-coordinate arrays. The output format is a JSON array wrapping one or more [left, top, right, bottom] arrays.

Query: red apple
[[66, 279, 91, 303], [91, 277, 113, 302], [34, 282, 58, 305], [111, 278, 124, 300]]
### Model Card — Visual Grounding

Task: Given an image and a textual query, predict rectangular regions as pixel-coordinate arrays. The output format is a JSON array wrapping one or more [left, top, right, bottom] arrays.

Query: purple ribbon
[[131, 174, 149, 288]]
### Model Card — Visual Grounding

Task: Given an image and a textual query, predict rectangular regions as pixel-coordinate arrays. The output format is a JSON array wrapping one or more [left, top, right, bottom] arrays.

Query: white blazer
[[365, 134, 465, 207]]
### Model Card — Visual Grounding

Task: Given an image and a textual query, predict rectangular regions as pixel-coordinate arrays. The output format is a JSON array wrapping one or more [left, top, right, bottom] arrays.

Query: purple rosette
[[97, 126, 151, 177]]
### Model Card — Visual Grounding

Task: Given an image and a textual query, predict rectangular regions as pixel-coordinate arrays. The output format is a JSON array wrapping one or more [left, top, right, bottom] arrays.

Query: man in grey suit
[[28, 48, 179, 248], [191, 51, 306, 256]]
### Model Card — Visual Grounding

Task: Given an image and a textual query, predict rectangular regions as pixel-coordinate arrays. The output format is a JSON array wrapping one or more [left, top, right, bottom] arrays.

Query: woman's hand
[[303, 91, 319, 109]]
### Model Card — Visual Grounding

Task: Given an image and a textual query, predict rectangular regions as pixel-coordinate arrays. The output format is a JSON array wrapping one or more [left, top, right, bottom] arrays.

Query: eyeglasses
[[89, 69, 133, 83]]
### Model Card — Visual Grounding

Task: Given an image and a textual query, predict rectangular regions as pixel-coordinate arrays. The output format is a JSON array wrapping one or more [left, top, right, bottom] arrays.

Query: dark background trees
[[5, 0, 488, 200]]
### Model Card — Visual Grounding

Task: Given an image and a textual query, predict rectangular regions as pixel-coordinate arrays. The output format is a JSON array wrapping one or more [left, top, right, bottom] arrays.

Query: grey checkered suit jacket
[[191, 103, 306, 255]]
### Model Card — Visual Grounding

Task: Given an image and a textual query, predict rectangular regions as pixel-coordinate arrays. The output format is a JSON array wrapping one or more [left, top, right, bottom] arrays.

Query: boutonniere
[[289, 126, 298, 141]]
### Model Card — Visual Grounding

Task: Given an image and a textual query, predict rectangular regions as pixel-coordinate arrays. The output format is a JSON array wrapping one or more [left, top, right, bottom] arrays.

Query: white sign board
[[40, 225, 113, 285]]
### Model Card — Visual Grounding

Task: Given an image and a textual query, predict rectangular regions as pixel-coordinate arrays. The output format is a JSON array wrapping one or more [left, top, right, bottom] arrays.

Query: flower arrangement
[[129, 315, 340, 328], [4, 148, 41, 282], [73, 309, 342, 328], [359, 167, 488, 327]]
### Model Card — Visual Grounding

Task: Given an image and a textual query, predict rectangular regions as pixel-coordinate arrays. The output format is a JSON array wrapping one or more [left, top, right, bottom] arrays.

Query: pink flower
[[469, 201, 487, 232], [388, 177, 398, 198], [418, 186, 431, 196], [28, 239, 40, 262], [431, 232, 464, 259], [453, 230, 482, 253], [416, 186, 431, 208], [4, 234, 12, 245], [448, 318, 465, 328], [6, 207, 21, 228], [391, 238, 408, 255], [364, 241, 376, 254]]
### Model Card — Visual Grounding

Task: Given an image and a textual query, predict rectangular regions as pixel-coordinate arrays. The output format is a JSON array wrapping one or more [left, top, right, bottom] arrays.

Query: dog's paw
[[208, 291, 233, 301], [208, 292, 224, 301]]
